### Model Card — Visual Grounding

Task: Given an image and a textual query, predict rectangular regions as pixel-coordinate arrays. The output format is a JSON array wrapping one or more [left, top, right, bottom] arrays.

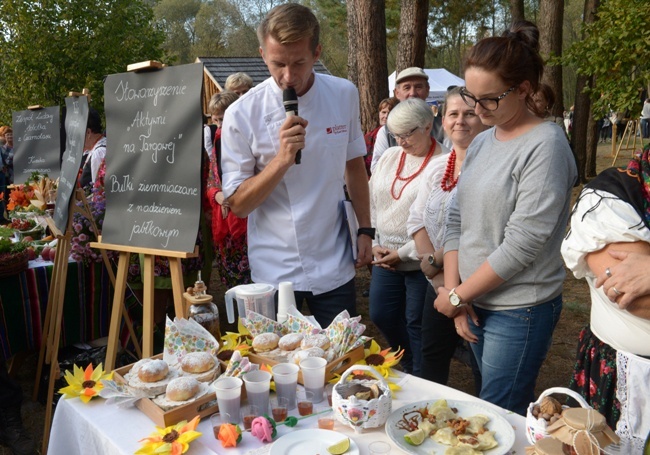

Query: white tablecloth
[[49, 374, 528, 454]]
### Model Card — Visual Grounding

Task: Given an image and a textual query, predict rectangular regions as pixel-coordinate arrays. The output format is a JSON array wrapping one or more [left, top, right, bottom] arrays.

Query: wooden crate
[[247, 345, 364, 385], [113, 355, 219, 427]]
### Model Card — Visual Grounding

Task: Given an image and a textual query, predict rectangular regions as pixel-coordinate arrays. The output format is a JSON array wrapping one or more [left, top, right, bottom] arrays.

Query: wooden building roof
[[196, 56, 331, 117]]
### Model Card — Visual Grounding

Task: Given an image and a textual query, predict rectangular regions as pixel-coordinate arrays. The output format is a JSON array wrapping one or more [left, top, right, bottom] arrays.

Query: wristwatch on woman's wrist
[[449, 288, 465, 307], [357, 227, 376, 240], [427, 253, 442, 269]]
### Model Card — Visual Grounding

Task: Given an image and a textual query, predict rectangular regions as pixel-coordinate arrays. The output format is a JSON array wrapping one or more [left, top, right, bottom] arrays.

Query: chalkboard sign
[[53, 96, 89, 233], [12, 106, 61, 183], [101, 63, 203, 253]]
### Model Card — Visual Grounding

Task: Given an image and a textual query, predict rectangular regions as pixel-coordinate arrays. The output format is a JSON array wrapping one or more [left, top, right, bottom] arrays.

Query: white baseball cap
[[395, 67, 428, 84]]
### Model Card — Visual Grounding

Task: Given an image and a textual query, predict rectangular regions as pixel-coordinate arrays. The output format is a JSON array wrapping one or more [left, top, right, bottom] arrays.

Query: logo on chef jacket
[[326, 125, 347, 135]]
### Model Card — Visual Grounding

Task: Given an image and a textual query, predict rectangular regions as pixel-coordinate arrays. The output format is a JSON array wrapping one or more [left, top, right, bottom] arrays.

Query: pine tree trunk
[[572, 0, 600, 183], [346, 1, 359, 87], [510, 0, 525, 23], [538, 0, 564, 117], [348, 0, 388, 133], [396, 0, 428, 73]]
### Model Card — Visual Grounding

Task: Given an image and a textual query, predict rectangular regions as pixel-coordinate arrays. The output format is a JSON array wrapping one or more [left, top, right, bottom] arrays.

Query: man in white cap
[[370, 67, 445, 173]]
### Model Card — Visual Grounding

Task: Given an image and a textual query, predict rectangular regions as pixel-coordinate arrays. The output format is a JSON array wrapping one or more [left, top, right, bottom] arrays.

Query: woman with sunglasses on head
[[407, 86, 487, 390], [433, 21, 577, 414], [369, 98, 447, 377]]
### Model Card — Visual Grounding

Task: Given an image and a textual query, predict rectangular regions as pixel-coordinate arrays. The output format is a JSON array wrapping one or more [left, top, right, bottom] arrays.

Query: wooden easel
[[37, 189, 142, 454], [612, 119, 645, 165], [90, 240, 196, 371]]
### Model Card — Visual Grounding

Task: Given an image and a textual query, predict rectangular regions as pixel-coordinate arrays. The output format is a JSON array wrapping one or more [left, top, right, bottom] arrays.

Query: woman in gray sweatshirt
[[433, 21, 577, 415]]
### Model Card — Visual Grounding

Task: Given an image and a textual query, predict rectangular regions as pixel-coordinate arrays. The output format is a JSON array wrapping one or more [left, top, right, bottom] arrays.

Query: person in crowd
[[533, 83, 564, 129], [0, 126, 14, 185], [641, 98, 650, 139], [364, 97, 399, 177], [220, 3, 372, 328], [370, 67, 445, 174], [205, 91, 251, 288], [224, 72, 254, 97], [599, 114, 612, 143], [78, 109, 106, 188], [434, 21, 577, 415], [408, 86, 487, 390], [369, 98, 445, 376], [0, 359, 35, 454], [562, 145, 650, 446]]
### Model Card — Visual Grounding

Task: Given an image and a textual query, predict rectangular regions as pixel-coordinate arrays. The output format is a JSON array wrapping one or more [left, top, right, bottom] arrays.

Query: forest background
[[0, 0, 649, 182]]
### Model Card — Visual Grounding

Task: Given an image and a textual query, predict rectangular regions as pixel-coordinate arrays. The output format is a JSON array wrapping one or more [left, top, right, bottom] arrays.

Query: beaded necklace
[[390, 139, 436, 200], [440, 149, 460, 192]]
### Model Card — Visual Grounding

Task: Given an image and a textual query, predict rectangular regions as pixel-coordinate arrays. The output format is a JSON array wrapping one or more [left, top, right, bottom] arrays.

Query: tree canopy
[[0, 0, 165, 123], [562, 0, 650, 117]]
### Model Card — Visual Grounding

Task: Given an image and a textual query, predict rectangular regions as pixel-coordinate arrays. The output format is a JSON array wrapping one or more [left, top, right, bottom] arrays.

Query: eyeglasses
[[389, 127, 419, 141], [460, 85, 517, 111]]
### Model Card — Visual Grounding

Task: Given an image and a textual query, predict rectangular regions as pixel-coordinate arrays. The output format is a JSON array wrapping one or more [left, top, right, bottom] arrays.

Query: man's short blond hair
[[225, 72, 253, 91], [208, 91, 239, 115], [257, 3, 320, 53]]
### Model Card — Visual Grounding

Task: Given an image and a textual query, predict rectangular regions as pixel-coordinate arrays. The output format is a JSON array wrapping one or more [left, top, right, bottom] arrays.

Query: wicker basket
[[332, 365, 392, 433], [526, 387, 591, 444], [0, 250, 29, 278]]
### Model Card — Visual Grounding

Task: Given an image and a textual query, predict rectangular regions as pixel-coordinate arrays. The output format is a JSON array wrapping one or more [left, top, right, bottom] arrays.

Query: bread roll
[[300, 334, 330, 350], [252, 332, 280, 352], [165, 377, 200, 402], [181, 352, 216, 374], [278, 333, 304, 351], [137, 359, 169, 383]]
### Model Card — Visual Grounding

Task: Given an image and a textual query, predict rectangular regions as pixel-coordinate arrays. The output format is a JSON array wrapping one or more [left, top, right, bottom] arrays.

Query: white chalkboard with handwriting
[[12, 106, 61, 183], [54, 96, 89, 233], [101, 63, 203, 253]]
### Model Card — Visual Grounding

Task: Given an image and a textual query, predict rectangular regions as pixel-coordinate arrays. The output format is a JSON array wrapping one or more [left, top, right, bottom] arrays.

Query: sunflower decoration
[[217, 320, 253, 362], [58, 363, 113, 403], [135, 416, 201, 455], [359, 340, 404, 378]]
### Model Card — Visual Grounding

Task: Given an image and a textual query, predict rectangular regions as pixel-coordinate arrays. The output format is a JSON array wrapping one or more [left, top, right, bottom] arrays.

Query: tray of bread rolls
[[113, 353, 221, 427], [247, 332, 364, 385]]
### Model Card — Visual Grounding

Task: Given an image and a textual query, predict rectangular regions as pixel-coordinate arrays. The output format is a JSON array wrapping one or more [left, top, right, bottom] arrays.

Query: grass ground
[[2, 140, 637, 454]]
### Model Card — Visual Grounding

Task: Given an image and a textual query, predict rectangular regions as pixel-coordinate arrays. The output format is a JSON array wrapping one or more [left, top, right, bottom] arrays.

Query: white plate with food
[[385, 399, 516, 455], [270, 429, 359, 455]]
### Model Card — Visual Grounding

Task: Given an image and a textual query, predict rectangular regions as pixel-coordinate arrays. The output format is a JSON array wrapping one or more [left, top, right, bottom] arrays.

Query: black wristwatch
[[357, 227, 376, 240]]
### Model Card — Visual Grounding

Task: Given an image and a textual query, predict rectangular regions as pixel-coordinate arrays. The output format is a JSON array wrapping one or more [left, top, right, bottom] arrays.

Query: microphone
[[283, 87, 301, 164]]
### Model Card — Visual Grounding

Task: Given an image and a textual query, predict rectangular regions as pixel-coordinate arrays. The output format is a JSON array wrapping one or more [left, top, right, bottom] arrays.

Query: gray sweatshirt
[[444, 122, 577, 310]]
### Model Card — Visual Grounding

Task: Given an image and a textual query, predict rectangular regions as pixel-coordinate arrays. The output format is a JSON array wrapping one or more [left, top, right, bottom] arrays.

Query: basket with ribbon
[[525, 387, 590, 445], [331, 365, 391, 433]]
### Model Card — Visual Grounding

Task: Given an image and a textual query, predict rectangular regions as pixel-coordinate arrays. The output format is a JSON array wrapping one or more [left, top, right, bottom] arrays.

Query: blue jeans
[[468, 295, 562, 415], [291, 278, 357, 328], [642, 118, 650, 138], [369, 267, 428, 376]]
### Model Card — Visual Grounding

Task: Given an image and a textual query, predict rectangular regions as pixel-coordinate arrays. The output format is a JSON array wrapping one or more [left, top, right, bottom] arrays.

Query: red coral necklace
[[390, 139, 436, 200], [440, 149, 460, 192]]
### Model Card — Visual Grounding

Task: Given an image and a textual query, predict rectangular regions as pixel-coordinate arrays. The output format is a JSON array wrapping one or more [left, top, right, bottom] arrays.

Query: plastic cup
[[299, 357, 327, 404], [325, 383, 334, 406], [243, 370, 271, 414], [241, 405, 260, 431], [297, 390, 314, 416], [277, 281, 296, 322], [211, 412, 233, 439], [271, 396, 288, 422], [369, 441, 391, 455], [317, 407, 335, 430], [213, 376, 242, 424], [272, 363, 299, 410]]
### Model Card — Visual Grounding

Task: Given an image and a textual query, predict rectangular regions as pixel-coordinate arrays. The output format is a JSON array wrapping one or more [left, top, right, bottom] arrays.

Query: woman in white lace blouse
[[369, 98, 447, 376]]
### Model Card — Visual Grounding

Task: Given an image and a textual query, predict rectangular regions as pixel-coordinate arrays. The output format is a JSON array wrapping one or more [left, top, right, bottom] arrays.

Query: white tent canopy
[[388, 68, 465, 103]]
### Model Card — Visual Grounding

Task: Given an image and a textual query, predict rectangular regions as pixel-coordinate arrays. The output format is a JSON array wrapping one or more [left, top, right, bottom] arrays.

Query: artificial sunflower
[[58, 363, 113, 403], [359, 340, 404, 378], [135, 416, 201, 455], [217, 322, 253, 362]]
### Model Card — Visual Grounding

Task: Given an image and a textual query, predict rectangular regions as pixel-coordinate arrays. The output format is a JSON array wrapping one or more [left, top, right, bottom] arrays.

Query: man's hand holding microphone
[[281, 87, 307, 166]]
